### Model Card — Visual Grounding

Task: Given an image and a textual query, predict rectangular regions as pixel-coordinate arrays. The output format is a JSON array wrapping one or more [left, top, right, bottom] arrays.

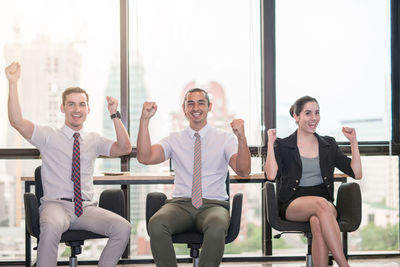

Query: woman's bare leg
[[286, 196, 350, 267], [309, 215, 328, 267]]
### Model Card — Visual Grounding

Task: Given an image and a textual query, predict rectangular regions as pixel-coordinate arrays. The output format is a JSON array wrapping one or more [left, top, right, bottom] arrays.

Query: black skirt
[[278, 183, 332, 220]]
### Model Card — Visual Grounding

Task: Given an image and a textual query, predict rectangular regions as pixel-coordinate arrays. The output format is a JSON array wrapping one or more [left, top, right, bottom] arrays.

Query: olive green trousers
[[148, 198, 230, 267]]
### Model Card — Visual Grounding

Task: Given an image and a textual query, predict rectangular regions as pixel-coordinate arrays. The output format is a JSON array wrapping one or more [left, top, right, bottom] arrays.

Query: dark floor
[[18, 258, 400, 267]]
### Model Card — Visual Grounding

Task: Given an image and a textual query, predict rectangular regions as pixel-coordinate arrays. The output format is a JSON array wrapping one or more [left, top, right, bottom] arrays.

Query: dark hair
[[183, 88, 210, 107], [289, 96, 318, 117], [62, 87, 89, 105]]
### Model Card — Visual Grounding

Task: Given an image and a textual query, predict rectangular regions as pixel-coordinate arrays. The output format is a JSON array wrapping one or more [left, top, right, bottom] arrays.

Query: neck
[[297, 129, 315, 142], [190, 122, 207, 132], [65, 123, 83, 131]]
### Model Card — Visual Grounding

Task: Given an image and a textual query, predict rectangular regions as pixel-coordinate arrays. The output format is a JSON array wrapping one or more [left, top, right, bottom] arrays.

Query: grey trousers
[[36, 199, 131, 267], [148, 198, 230, 267]]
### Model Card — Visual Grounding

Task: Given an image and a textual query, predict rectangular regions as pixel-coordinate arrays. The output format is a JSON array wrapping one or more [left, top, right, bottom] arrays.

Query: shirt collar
[[62, 124, 85, 140], [187, 124, 210, 139]]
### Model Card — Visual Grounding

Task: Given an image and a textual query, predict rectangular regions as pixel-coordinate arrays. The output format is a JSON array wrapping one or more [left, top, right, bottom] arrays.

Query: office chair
[[265, 181, 362, 267], [145, 173, 243, 267], [24, 166, 126, 267]]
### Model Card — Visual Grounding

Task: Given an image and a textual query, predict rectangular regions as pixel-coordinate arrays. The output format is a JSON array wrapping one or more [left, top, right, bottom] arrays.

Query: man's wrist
[[110, 111, 121, 119]]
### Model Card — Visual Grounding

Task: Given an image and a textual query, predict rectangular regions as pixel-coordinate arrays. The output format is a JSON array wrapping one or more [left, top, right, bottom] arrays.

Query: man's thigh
[[69, 205, 126, 234], [150, 202, 194, 234], [195, 205, 230, 233], [39, 201, 73, 232]]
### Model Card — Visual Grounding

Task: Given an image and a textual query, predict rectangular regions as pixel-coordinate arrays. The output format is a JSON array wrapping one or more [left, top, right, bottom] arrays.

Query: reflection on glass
[[0, 0, 120, 260], [276, 0, 391, 141], [127, 0, 262, 257]]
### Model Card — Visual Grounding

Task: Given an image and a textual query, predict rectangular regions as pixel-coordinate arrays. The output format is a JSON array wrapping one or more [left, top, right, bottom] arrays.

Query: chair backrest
[[34, 166, 44, 206], [225, 171, 230, 198]]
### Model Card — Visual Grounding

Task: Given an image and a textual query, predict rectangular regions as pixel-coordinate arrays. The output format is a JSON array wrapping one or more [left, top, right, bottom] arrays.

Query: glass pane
[[0, 159, 41, 261], [275, 0, 391, 141], [129, 0, 262, 156], [0, 0, 120, 149]]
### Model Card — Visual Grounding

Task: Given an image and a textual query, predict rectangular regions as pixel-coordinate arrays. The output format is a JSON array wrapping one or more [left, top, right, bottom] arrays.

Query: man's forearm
[[113, 118, 132, 154], [235, 137, 251, 176], [136, 118, 153, 163], [8, 82, 24, 129]]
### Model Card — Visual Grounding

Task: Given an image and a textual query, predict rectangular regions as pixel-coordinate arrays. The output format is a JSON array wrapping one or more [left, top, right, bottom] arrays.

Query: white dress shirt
[[159, 124, 238, 201], [28, 124, 114, 203]]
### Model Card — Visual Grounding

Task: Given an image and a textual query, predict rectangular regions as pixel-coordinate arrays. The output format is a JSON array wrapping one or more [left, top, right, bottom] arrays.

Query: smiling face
[[60, 92, 90, 131], [182, 91, 212, 131], [294, 101, 320, 134]]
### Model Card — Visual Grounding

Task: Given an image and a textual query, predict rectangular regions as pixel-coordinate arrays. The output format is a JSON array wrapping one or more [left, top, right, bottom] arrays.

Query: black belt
[[58, 198, 87, 202]]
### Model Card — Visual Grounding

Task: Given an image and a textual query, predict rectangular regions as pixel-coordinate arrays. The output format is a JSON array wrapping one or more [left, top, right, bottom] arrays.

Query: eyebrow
[[187, 99, 206, 103]]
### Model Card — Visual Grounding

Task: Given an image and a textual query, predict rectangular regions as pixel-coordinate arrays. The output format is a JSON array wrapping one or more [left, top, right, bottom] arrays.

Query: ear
[[182, 103, 186, 115], [87, 104, 91, 114], [208, 102, 213, 112], [60, 104, 65, 113], [293, 113, 299, 123]]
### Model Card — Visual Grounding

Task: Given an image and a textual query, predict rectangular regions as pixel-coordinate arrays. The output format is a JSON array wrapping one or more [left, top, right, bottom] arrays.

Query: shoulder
[[276, 131, 297, 148], [208, 126, 233, 138], [160, 129, 188, 144], [33, 124, 57, 137], [315, 133, 337, 146]]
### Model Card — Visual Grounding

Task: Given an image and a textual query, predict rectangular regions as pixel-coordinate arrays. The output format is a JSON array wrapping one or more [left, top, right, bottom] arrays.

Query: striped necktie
[[72, 133, 83, 217], [192, 132, 203, 208]]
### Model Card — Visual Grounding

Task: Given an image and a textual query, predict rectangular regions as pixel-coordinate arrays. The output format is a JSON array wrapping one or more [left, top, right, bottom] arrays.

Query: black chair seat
[[60, 230, 105, 242]]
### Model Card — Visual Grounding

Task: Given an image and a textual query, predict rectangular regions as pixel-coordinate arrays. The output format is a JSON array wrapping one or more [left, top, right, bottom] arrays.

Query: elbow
[[237, 169, 250, 177], [123, 145, 132, 155], [265, 171, 276, 181], [137, 155, 150, 165], [9, 119, 20, 131]]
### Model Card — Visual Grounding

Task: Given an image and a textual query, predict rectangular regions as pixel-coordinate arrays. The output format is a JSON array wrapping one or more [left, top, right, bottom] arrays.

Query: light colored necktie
[[192, 132, 203, 208], [72, 133, 83, 217]]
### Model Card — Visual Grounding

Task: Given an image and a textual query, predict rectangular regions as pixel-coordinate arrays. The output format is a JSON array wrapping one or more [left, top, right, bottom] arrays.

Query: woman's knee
[[309, 215, 322, 233], [314, 198, 336, 216]]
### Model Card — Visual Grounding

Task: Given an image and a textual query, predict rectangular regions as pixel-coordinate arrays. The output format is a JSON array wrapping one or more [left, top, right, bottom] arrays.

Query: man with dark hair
[[5, 62, 132, 267], [137, 88, 251, 267]]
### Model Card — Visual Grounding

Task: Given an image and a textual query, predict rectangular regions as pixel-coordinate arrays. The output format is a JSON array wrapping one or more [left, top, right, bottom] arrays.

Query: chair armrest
[[146, 192, 167, 225], [265, 182, 311, 232], [99, 189, 125, 218], [24, 193, 40, 238], [226, 193, 243, 243], [336, 182, 362, 232], [265, 182, 281, 230]]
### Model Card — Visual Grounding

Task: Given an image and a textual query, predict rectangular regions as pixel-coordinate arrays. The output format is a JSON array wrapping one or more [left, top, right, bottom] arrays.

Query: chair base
[[192, 257, 199, 267], [306, 254, 312, 267], [69, 255, 77, 267]]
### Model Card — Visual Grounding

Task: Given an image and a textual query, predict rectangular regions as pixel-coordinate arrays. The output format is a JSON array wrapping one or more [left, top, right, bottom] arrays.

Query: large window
[[0, 0, 398, 263], [126, 0, 263, 257], [0, 0, 120, 261], [275, 0, 391, 142], [274, 0, 398, 254]]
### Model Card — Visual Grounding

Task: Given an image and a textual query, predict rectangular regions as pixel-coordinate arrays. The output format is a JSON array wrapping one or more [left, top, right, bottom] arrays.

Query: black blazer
[[271, 130, 355, 204]]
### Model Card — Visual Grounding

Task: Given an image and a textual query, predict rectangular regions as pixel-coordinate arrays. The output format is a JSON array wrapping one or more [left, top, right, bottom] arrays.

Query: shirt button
[[296, 179, 299, 183], [293, 187, 296, 191], [327, 185, 330, 188], [324, 177, 327, 180]]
